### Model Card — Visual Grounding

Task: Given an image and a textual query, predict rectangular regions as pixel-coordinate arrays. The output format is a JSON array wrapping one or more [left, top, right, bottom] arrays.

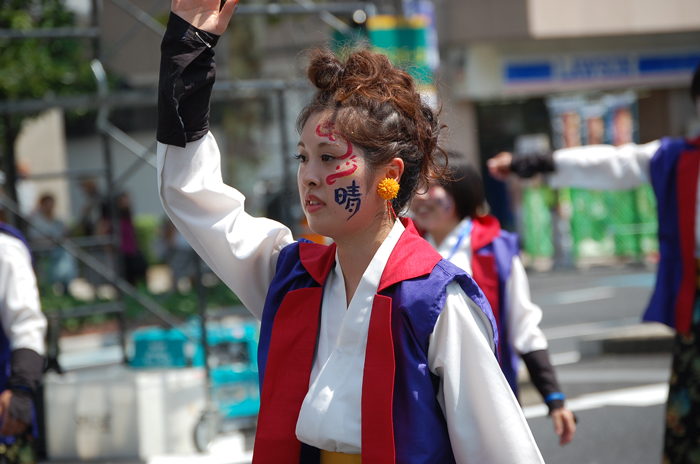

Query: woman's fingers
[[217, 0, 239, 30], [550, 407, 577, 446], [551, 408, 564, 436], [170, 0, 237, 34]]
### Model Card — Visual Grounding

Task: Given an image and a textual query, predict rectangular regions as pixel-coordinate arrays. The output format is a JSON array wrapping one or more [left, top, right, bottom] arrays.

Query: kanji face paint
[[334, 180, 362, 220]]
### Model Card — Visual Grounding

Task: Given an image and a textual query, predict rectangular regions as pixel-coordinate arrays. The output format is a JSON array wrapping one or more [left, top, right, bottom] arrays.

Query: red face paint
[[316, 122, 359, 185], [316, 121, 339, 141], [326, 164, 358, 185]]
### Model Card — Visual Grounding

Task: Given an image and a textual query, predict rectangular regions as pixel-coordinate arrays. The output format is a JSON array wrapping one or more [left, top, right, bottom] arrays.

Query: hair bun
[[307, 49, 344, 92]]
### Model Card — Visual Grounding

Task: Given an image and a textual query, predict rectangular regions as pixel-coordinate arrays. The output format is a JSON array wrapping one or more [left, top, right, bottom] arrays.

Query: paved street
[[522, 264, 671, 463]]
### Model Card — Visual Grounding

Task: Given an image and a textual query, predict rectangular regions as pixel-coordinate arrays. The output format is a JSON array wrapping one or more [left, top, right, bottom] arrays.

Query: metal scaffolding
[[0, 0, 379, 369], [0, 0, 390, 453]]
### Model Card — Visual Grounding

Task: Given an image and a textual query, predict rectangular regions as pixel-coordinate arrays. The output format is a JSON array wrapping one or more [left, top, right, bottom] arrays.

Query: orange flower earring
[[377, 178, 400, 220]]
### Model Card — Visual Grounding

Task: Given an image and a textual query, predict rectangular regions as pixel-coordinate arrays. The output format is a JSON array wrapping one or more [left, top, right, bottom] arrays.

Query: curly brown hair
[[296, 47, 448, 213]]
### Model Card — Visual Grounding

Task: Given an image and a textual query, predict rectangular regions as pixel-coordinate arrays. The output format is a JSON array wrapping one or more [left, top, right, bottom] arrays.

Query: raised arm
[[157, 2, 294, 318], [548, 141, 659, 190], [157, 0, 236, 148], [488, 140, 660, 190]]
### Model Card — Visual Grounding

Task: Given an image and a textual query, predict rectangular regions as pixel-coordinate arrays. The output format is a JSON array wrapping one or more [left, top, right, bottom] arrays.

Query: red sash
[[675, 138, 700, 334], [470, 216, 502, 330]]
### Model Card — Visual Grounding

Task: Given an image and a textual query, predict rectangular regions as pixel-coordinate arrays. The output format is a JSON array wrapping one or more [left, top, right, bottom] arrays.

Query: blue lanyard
[[447, 219, 473, 261]]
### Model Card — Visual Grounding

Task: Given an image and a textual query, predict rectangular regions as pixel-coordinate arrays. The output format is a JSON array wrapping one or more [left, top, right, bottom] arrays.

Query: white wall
[[16, 108, 71, 220], [528, 0, 700, 38]]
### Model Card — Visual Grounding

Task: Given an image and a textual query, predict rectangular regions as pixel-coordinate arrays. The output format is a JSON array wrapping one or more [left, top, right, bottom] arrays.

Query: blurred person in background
[[488, 64, 700, 464], [99, 192, 148, 287], [411, 158, 576, 446], [76, 177, 105, 237], [27, 193, 77, 294], [158, 215, 197, 292], [0, 182, 47, 462], [75, 178, 109, 289]]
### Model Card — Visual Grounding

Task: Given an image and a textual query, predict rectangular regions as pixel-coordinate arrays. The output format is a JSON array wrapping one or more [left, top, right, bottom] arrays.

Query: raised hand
[[486, 151, 513, 181], [171, 0, 238, 35]]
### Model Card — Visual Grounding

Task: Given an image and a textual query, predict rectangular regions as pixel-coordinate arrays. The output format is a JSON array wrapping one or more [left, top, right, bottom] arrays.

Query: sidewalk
[[40, 431, 253, 464], [578, 322, 674, 356]]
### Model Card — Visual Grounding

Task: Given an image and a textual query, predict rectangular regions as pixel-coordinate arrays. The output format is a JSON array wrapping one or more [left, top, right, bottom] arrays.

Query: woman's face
[[297, 111, 387, 239], [410, 184, 458, 234]]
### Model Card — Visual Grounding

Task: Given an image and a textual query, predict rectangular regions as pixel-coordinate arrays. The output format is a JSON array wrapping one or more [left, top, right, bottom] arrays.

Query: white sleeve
[[506, 256, 548, 355], [428, 282, 543, 464], [549, 140, 660, 190], [0, 236, 47, 355], [157, 133, 296, 319]]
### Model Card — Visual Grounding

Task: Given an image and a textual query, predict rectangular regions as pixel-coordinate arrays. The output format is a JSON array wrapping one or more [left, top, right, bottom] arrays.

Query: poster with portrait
[[542, 92, 656, 261]]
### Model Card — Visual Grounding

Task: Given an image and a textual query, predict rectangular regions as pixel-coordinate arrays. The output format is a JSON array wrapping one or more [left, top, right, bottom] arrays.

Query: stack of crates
[[129, 319, 260, 421]]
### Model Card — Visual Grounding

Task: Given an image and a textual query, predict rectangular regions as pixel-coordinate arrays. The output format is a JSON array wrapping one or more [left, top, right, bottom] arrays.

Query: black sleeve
[[510, 152, 556, 178], [7, 348, 45, 425], [157, 12, 220, 147], [521, 349, 565, 413]]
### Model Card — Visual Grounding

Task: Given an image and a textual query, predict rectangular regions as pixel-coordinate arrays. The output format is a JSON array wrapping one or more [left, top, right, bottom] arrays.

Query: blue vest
[[476, 231, 520, 394], [646, 136, 700, 333], [254, 220, 498, 464]]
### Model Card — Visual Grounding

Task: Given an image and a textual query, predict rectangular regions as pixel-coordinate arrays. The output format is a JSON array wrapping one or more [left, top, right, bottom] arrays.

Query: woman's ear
[[384, 158, 404, 182]]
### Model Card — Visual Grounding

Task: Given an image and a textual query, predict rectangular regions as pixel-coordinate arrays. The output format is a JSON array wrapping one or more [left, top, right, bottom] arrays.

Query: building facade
[[434, 0, 700, 229]]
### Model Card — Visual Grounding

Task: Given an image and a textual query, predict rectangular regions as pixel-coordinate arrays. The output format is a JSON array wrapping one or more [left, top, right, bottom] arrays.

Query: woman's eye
[[321, 154, 335, 162], [293, 153, 307, 162]]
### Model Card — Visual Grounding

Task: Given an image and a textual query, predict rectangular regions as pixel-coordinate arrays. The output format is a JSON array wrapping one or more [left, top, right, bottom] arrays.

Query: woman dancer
[[411, 159, 576, 446], [156, 0, 543, 461]]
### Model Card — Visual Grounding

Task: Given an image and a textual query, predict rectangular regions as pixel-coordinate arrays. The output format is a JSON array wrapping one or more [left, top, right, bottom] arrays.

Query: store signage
[[504, 50, 700, 91]]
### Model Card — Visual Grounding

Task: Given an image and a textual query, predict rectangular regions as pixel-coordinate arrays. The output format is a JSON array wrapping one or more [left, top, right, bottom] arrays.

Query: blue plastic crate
[[130, 326, 192, 368]]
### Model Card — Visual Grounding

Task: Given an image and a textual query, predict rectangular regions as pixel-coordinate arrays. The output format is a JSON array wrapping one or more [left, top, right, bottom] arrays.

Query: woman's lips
[[305, 195, 325, 213]]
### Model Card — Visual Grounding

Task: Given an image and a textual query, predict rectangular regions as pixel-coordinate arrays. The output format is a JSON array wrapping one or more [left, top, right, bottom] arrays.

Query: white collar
[[427, 217, 472, 256], [332, 219, 406, 301]]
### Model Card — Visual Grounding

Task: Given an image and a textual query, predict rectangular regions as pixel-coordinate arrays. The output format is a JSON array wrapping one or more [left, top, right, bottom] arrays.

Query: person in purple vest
[[411, 159, 576, 446], [155, 0, 544, 462], [0, 214, 47, 452], [488, 64, 700, 464]]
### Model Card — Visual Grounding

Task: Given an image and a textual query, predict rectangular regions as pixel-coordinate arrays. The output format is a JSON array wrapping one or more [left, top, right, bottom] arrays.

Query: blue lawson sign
[[504, 50, 700, 91]]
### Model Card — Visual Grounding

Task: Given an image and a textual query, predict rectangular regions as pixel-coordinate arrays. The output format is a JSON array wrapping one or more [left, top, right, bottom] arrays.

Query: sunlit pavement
[[522, 265, 671, 463], [148, 432, 253, 464]]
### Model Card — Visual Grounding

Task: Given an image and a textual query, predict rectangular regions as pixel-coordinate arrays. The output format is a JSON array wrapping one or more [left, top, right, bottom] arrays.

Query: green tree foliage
[[0, 0, 96, 156], [0, 0, 95, 216], [0, 0, 95, 102]]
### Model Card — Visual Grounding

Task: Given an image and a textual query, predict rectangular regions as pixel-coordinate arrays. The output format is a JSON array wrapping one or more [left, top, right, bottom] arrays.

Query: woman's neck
[[334, 215, 395, 306], [430, 216, 462, 247]]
